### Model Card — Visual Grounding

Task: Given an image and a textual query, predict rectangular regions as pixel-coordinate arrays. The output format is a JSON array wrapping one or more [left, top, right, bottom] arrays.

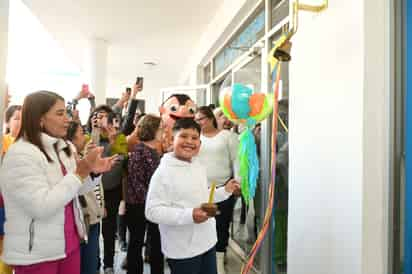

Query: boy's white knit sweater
[[145, 153, 231, 259]]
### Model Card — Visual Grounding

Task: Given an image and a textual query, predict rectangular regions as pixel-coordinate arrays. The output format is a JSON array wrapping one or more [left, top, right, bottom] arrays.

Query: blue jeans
[[80, 223, 100, 274], [167, 247, 217, 274]]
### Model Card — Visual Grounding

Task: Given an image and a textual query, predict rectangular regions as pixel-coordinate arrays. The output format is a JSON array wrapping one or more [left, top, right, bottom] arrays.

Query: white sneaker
[[216, 252, 226, 274], [104, 268, 114, 274]]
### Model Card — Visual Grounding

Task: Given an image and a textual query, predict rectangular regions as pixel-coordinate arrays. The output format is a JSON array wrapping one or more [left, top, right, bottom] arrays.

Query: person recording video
[[88, 105, 128, 274], [112, 77, 144, 136]]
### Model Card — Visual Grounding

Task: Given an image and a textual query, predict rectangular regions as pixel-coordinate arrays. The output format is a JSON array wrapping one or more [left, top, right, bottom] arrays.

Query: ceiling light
[[144, 61, 157, 66]]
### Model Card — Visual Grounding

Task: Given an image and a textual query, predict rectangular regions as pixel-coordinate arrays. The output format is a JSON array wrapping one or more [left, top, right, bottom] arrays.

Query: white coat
[[145, 153, 231, 259], [0, 133, 95, 265]]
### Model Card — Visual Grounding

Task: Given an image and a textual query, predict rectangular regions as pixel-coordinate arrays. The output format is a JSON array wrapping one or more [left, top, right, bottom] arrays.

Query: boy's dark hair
[[172, 118, 201, 135]]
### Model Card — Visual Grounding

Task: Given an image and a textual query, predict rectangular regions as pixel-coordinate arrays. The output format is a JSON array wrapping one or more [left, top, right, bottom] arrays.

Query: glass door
[[230, 55, 262, 269], [227, 35, 290, 274], [394, 0, 405, 274]]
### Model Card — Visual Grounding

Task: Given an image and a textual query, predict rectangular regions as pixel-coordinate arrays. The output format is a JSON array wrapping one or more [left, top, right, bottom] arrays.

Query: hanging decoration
[[219, 84, 274, 204], [239, 1, 328, 272], [241, 58, 282, 274]]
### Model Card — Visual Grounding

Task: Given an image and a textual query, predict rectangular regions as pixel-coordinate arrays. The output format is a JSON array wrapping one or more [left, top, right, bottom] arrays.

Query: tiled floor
[[103, 241, 247, 274]]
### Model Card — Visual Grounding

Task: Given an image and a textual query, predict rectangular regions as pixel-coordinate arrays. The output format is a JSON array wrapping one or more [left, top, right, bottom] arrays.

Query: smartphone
[[91, 112, 99, 128], [91, 112, 101, 144], [126, 87, 132, 95], [136, 77, 144, 86], [66, 104, 73, 118], [82, 84, 89, 93]]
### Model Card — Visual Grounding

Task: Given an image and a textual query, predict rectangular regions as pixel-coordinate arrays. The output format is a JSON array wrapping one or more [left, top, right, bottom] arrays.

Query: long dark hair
[[17, 91, 71, 162], [197, 106, 218, 129], [4, 105, 21, 134]]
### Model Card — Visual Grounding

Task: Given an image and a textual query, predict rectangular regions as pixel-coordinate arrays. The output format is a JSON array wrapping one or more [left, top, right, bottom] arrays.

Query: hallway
[[108, 240, 250, 274]]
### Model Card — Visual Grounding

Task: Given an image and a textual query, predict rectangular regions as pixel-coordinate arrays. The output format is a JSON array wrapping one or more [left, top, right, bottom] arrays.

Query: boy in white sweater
[[145, 118, 240, 274]]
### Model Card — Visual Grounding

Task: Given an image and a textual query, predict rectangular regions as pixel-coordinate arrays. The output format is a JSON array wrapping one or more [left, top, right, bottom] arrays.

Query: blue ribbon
[[231, 83, 253, 119]]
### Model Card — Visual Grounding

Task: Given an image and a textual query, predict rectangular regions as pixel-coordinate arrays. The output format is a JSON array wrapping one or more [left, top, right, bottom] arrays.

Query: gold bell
[[274, 40, 292, 62]]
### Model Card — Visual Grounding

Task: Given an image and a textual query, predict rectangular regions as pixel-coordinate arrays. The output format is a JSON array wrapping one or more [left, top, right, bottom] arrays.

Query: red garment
[[58, 160, 80, 255], [14, 249, 80, 274], [64, 201, 79, 255]]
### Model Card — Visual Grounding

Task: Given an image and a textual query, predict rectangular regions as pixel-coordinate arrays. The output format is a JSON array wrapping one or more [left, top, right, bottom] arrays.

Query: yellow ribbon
[[268, 33, 289, 72], [278, 114, 289, 133]]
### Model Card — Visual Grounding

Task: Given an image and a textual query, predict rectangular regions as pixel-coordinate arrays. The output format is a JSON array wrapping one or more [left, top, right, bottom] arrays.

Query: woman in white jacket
[[194, 106, 240, 274], [0, 91, 116, 274]]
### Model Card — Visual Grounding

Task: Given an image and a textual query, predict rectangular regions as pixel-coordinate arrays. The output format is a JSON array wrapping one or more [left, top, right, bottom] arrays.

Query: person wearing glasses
[[194, 106, 240, 274]]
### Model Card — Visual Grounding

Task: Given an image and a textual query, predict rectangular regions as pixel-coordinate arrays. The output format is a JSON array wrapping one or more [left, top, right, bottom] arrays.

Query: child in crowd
[[145, 118, 240, 274]]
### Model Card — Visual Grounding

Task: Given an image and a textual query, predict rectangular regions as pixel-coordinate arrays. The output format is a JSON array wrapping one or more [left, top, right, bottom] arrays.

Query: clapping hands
[[76, 143, 118, 179], [83, 143, 118, 174]]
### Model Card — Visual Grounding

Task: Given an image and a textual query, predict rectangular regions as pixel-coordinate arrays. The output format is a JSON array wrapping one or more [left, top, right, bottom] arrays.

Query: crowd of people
[[0, 81, 247, 274]]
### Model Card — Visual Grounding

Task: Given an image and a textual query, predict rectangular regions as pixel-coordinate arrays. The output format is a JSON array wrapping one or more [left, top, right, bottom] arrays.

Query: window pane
[[213, 9, 265, 77], [271, 0, 290, 28], [204, 63, 211, 84]]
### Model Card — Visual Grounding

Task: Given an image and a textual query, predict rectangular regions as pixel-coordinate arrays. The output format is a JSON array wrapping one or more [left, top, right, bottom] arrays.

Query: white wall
[[84, 38, 108, 106], [106, 77, 162, 115], [288, 1, 364, 274], [362, 0, 390, 273], [0, 0, 9, 145], [288, 0, 390, 274]]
